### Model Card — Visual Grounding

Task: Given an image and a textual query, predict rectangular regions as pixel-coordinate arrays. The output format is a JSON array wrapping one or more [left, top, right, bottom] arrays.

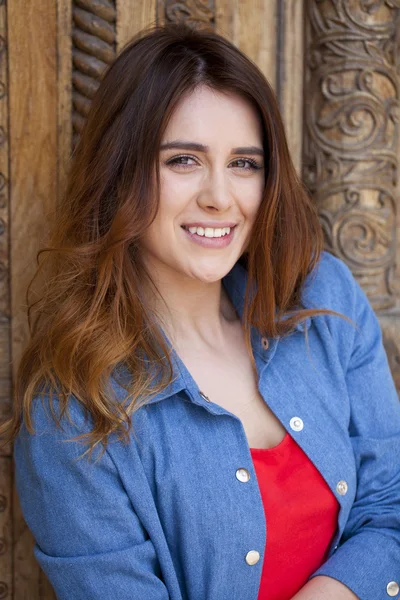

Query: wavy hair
[[1, 22, 352, 461]]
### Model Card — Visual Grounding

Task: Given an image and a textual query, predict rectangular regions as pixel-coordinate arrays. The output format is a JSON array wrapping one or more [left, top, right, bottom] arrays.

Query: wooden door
[[1, 1, 399, 597]]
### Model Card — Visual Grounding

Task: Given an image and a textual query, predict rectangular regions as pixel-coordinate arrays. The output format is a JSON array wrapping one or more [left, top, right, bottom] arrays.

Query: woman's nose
[[197, 170, 235, 212]]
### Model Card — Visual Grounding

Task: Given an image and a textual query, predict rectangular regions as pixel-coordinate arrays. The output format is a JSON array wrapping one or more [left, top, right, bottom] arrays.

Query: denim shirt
[[14, 250, 400, 600]]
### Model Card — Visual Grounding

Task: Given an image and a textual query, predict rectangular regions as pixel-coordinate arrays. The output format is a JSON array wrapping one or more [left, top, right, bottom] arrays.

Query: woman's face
[[140, 85, 265, 284]]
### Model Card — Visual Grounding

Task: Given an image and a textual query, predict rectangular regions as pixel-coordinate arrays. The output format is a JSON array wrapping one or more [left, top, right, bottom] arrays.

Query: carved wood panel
[[72, 0, 117, 148], [303, 0, 400, 310]]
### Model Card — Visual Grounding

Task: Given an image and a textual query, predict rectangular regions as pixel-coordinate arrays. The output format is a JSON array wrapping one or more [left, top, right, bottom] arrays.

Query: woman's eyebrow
[[159, 140, 264, 156]]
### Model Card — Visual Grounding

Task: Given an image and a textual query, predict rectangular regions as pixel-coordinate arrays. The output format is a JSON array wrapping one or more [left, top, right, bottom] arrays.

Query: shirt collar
[[111, 260, 311, 405]]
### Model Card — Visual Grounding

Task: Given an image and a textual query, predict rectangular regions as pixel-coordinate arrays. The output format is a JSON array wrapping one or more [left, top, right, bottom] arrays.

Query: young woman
[[3, 22, 400, 600]]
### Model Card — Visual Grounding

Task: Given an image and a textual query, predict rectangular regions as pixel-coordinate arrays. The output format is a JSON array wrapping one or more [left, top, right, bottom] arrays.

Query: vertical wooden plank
[[9, 1, 58, 380], [8, 0, 58, 597], [57, 0, 72, 208], [277, 0, 304, 175], [216, 0, 277, 92], [0, 457, 12, 600], [0, 0, 11, 566], [0, 0, 11, 560], [236, 0, 277, 91], [117, 0, 157, 51], [0, 0, 11, 461]]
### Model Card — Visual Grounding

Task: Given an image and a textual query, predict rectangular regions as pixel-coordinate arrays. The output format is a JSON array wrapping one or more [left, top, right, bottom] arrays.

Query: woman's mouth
[[181, 225, 236, 248]]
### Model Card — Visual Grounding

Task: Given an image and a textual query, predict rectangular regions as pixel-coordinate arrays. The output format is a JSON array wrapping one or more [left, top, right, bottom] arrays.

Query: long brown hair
[[1, 22, 352, 460]]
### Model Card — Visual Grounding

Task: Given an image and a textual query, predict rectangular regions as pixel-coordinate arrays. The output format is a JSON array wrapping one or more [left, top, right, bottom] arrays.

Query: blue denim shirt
[[14, 250, 400, 600]]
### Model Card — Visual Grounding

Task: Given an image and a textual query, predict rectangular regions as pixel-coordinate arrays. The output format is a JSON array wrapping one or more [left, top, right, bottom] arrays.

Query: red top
[[250, 431, 340, 600]]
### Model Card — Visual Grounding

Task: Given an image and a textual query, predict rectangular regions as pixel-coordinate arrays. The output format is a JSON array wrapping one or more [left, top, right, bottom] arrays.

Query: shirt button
[[245, 550, 260, 565], [261, 337, 269, 350], [236, 468, 251, 482], [336, 480, 348, 496], [199, 391, 211, 402], [289, 417, 304, 432], [387, 581, 400, 596]]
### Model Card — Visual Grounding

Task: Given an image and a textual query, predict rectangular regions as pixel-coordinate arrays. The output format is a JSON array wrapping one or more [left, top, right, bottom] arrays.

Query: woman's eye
[[231, 158, 262, 171], [166, 155, 198, 168]]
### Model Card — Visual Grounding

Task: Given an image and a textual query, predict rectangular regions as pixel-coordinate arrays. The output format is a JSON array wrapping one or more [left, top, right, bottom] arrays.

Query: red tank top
[[250, 431, 340, 600]]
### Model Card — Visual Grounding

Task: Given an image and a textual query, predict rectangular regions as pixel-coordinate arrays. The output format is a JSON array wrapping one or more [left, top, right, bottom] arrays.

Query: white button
[[261, 337, 269, 350], [236, 468, 251, 482], [336, 480, 348, 496], [289, 417, 304, 431], [387, 581, 399, 596], [245, 550, 260, 565], [333, 545, 338, 551], [199, 391, 211, 402]]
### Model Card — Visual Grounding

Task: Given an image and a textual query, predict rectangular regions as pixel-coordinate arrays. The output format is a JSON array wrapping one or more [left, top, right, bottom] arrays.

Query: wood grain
[[216, 0, 277, 91], [117, 0, 157, 52], [9, 0, 58, 597], [0, 0, 11, 464], [57, 0, 73, 210], [277, 0, 304, 175], [0, 457, 11, 600]]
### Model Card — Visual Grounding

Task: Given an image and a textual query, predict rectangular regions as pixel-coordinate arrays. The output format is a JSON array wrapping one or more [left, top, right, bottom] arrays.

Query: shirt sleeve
[[308, 261, 400, 600], [13, 395, 171, 600]]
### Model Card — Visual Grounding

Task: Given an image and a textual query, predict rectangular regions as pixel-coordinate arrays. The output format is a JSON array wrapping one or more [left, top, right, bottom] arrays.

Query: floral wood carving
[[158, 0, 215, 30], [303, 0, 400, 309], [72, 0, 117, 148]]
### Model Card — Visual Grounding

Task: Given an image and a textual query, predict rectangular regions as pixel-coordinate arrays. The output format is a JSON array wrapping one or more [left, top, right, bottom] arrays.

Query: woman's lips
[[181, 225, 236, 248]]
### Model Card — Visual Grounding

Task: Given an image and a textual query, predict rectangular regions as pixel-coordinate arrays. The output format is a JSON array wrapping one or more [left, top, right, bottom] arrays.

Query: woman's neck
[[144, 267, 239, 350]]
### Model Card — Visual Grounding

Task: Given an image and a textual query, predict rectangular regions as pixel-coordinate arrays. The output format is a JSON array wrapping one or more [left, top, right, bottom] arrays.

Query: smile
[[181, 225, 236, 248], [182, 226, 231, 238]]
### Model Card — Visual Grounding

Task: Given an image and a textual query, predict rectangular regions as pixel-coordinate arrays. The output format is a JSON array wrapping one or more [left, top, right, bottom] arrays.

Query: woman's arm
[[291, 576, 359, 599], [13, 393, 174, 600]]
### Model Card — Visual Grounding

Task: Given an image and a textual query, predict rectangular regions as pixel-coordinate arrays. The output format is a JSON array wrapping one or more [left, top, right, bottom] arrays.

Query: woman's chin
[[186, 262, 236, 284]]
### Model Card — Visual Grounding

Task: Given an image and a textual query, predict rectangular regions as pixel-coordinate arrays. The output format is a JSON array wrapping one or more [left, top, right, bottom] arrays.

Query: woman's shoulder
[[305, 250, 356, 299], [23, 371, 130, 436], [303, 250, 360, 322], [302, 250, 390, 376], [16, 387, 93, 448]]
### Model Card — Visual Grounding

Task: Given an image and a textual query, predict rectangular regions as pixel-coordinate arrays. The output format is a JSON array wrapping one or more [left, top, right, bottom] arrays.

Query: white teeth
[[185, 226, 232, 238]]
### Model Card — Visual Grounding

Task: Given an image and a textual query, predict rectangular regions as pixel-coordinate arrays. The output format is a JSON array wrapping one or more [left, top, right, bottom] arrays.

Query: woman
[[3, 22, 399, 600]]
